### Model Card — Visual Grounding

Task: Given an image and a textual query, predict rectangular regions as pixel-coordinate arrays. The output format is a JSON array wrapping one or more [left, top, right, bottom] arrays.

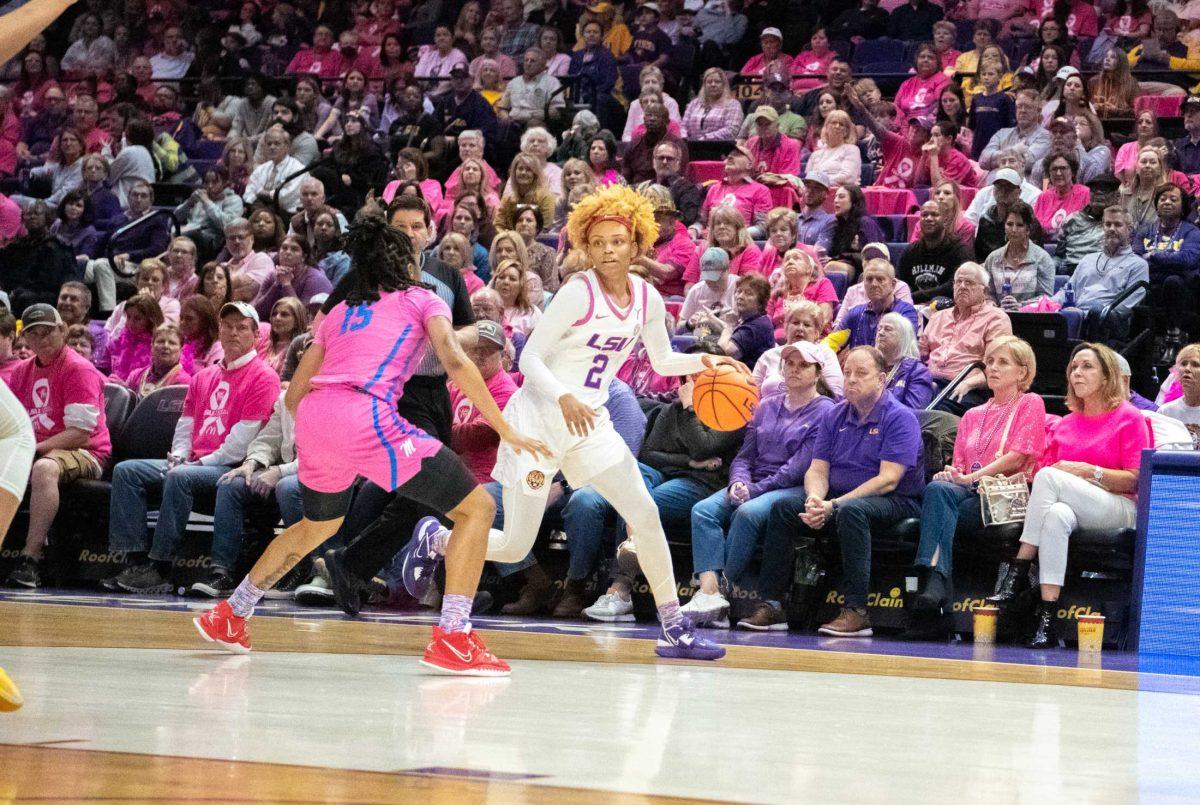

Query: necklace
[[965, 395, 1018, 472]]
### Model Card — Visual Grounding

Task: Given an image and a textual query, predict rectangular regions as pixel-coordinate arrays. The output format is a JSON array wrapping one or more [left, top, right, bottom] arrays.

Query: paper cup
[[1077, 614, 1106, 653], [973, 605, 999, 644]]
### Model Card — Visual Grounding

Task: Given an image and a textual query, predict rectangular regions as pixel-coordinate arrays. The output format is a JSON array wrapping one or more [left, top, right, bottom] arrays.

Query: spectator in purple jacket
[[682, 341, 836, 626], [876, 311, 935, 410], [250, 234, 333, 320]]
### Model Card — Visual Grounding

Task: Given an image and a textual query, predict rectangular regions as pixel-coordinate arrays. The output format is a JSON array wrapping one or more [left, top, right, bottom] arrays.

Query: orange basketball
[[693, 365, 759, 432]]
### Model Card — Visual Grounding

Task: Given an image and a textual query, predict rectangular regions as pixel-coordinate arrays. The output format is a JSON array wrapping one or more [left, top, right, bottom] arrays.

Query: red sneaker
[[420, 627, 511, 676], [192, 600, 252, 654]]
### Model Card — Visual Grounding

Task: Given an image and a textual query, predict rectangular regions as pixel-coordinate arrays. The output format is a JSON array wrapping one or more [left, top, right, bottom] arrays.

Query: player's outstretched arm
[[641, 290, 752, 378], [284, 343, 324, 416], [428, 316, 552, 459], [0, 0, 77, 66]]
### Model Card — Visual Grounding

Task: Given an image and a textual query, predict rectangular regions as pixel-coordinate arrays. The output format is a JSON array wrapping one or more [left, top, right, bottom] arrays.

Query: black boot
[[986, 559, 1031, 607], [914, 567, 951, 614], [1024, 600, 1060, 649]]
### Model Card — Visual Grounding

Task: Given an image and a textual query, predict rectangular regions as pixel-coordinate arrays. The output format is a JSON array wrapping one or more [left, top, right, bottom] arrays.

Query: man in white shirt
[[243, 129, 305, 214], [965, 151, 1042, 224], [149, 27, 195, 80], [496, 47, 564, 127]]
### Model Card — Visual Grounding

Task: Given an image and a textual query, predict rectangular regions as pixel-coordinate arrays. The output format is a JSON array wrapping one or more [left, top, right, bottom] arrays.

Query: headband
[[584, 214, 633, 240]]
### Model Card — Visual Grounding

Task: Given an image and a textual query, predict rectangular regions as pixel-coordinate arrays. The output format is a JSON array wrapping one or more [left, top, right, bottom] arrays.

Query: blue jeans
[[691, 485, 810, 583], [833, 495, 922, 608], [637, 464, 711, 530], [109, 460, 227, 563], [915, 480, 982, 581], [210, 472, 307, 571]]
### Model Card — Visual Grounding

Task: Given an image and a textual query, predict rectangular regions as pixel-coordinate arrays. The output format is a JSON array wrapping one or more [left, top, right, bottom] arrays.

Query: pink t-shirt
[[683, 242, 764, 285], [7, 347, 111, 465], [766, 278, 840, 336], [1041, 402, 1152, 497], [286, 48, 346, 78], [877, 131, 920, 189], [502, 305, 541, 339], [920, 147, 979, 188], [313, 288, 452, 402], [953, 392, 1047, 477], [740, 52, 794, 77], [450, 368, 518, 482], [1034, 184, 1091, 237], [461, 270, 484, 295], [748, 134, 802, 178], [791, 50, 837, 92], [183, 356, 280, 460], [700, 180, 774, 228], [894, 72, 950, 122], [651, 222, 699, 298], [228, 251, 275, 290], [1106, 11, 1151, 37]]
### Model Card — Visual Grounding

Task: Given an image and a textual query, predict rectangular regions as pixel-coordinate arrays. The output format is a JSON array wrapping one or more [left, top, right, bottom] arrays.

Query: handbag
[[977, 402, 1030, 526]]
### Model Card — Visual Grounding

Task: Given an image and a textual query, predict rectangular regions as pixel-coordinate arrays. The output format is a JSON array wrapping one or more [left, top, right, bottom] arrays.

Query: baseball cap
[[750, 105, 779, 124], [1185, 96, 1200, 113], [993, 168, 1022, 187], [699, 247, 730, 280], [1055, 66, 1080, 81], [802, 170, 831, 189], [220, 301, 261, 324], [763, 69, 789, 88], [780, 341, 825, 368], [449, 61, 470, 76], [476, 319, 507, 350], [307, 293, 330, 308], [908, 115, 934, 131], [20, 303, 63, 330], [760, 26, 783, 40], [639, 1, 661, 13], [861, 242, 890, 261], [727, 143, 754, 162], [1115, 352, 1132, 377]]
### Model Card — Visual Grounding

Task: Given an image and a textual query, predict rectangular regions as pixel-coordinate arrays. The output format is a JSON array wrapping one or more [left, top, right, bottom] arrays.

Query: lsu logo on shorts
[[525, 470, 546, 491]]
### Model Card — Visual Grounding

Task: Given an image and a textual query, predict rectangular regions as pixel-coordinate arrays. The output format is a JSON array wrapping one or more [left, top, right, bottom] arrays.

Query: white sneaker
[[680, 591, 730, 626], [583, 592, 635, 622], [295, 576, 334, 606]]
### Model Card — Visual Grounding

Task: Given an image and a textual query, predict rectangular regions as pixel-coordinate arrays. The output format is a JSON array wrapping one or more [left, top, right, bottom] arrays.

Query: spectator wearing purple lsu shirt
[[683, 342, 836, 626], [841, 258, 919, 349], [876, 312, 935, 410], [765, 346, 925, 638]]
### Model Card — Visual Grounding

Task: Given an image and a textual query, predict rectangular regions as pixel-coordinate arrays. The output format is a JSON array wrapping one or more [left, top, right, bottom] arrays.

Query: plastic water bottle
[[1002, 279, 1013, 297], [1064, 284, 1075, 308]]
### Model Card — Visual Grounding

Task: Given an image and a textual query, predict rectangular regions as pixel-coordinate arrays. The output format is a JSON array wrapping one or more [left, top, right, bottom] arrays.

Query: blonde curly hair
[[566, 183, 659, 265]]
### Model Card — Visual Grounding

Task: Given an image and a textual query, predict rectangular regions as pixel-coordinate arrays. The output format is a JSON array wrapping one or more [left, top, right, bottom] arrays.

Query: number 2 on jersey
[[339, 303, 373, 334], [584, 353, 608, 389]]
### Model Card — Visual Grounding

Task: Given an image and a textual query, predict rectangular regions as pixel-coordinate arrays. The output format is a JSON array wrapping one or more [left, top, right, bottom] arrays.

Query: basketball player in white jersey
[[0, 378, 35, 710], [396, 184, 750, 660]]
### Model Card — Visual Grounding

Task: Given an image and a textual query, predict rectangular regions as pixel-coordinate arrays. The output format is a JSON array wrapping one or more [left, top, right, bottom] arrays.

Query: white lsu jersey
[[521, 269, 657, 409]]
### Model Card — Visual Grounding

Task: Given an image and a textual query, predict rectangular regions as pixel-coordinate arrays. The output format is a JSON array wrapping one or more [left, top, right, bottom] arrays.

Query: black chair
[[102, 383, 136, 437]]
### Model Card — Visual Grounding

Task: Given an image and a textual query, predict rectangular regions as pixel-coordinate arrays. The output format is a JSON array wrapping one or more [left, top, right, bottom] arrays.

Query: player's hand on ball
[[701, 353, 752, 378], [559, 393, 599, 437]]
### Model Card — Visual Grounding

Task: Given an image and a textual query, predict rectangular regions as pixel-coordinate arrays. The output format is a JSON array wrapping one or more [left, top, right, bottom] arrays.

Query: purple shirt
[[886, 357, 935, 410], [730, 394, 835, 498], [730, 311, 776, 369], [813, 390, 925, 499], [842, 298, 919, 349]]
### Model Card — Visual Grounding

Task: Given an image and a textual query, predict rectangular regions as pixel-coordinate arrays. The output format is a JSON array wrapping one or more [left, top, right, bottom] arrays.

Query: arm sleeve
[[727, 412, 758, 487], [902, 364, 936, 410], [517, 279, 592, 401], [244, 399, 285, 468], [641, 290, 708, 377], [198, 420, 266, 466], [749, 426, 817, 498], [171, 415, 194, 458], [62, 403, 100, 432]]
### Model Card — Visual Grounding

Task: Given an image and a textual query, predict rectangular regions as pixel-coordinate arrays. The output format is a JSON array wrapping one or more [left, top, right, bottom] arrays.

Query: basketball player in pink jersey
[[395, 185, 750, 661], [193, 214, 549, 676]]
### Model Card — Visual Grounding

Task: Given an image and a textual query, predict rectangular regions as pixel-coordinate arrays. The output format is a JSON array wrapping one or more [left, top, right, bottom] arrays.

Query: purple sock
[[228, 577, 265, 618], [439, 593, 473, 633], [657, 599, 683, 630], [432, 527, 451, 556]]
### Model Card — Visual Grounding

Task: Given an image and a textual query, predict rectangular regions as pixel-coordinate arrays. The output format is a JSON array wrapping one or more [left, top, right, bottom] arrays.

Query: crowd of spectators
[[3, 0, 1200, 646]]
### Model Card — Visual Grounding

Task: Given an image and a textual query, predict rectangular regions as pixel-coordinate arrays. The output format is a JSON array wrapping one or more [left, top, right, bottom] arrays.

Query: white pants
[[1018, 467, 1137, 587], [83, 258, 120, 313]]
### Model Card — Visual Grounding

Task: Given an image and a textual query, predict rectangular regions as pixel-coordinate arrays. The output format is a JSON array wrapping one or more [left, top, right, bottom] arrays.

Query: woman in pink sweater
[[108, 294, 164, 384], [988, 342, 1152, 648]]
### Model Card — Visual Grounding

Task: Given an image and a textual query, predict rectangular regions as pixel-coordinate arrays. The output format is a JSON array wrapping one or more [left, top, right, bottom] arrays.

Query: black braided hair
[[340, 209, 431, 307]]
